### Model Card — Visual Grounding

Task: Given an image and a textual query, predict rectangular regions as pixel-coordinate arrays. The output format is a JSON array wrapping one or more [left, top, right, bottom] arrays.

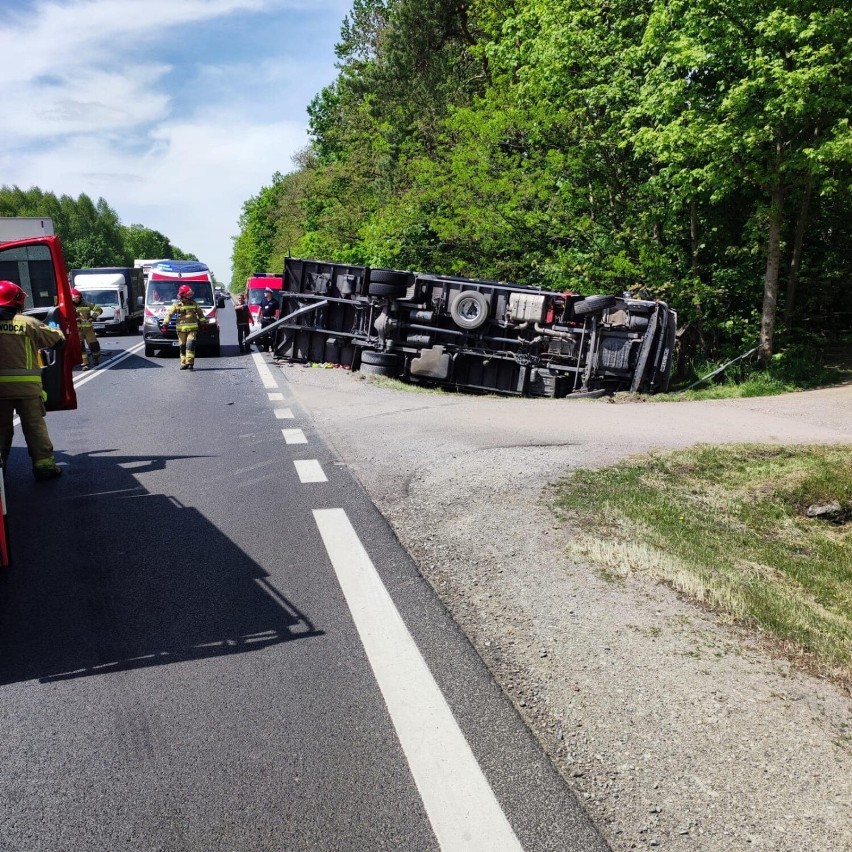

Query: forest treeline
[[232, 0, 851, 363], [1, 186, 195, 271]]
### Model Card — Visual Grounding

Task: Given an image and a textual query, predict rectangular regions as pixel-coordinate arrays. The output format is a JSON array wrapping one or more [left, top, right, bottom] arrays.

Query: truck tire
[[450, 290, 489, 330], [360, 350, 401, 376], [574, 295, 617, 317]]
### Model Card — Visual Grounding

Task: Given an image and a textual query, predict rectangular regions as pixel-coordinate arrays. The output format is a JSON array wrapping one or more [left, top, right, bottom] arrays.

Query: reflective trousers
[[178, 328, 198, 365], [0, 396, 55, 466], [79, 327, 100, 366]]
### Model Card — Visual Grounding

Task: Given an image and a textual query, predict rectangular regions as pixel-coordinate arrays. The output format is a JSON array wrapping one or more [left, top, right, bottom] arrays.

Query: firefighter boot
[[33, 457, 62, 482]]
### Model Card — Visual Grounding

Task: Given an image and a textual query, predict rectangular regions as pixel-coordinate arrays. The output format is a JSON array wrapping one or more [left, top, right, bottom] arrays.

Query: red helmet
[[71, 288, 82, 298], [178, 285, 193, 298], [0, 280, 27, 310]]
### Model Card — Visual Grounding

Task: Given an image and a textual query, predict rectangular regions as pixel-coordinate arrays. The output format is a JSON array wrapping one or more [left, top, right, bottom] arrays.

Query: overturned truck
[[258, 258, 677, 398]]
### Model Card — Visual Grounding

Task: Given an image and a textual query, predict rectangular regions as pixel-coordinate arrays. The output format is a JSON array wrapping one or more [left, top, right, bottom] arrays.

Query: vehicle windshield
[[80, 289, 119, 306], [248, 288, 278, 305], [147, 281, 215, 307]]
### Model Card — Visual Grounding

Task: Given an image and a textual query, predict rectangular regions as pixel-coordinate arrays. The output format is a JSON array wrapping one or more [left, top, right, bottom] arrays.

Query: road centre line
[[281, 428, 308, 445], [313, 508, 524, 852], [293, 459, 327, 483], [274, 408, 294, 419], [72, 341, 146, 389], [13, 341, 146, 427], [252, 353, 279, 389]]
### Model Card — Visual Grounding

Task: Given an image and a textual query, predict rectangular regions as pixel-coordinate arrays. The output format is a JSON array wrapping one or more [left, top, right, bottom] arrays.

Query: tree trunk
[[758, 179, 785, 367], [783, 175, 813, 325], [689, 197, 700, 276]]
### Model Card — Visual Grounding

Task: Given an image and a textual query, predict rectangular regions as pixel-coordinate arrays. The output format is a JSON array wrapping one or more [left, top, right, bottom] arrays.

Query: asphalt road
[[0, 303, 607, 852]]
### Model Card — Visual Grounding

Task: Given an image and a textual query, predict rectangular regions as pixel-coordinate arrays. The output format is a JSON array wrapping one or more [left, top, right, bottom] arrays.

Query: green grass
[[666, 340, 852, 400], [552, 445, 852, 685]]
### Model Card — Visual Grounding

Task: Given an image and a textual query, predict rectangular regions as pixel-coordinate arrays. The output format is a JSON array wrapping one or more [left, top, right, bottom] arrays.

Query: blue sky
[[0, 0, 352, 282]]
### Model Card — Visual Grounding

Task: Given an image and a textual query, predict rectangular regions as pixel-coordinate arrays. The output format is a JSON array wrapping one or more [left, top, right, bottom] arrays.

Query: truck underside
[[259, 259, 677, 398]]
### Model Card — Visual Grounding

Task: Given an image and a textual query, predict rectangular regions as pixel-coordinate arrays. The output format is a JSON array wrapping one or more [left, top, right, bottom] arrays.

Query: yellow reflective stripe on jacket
[[0, 373, 43, 383]]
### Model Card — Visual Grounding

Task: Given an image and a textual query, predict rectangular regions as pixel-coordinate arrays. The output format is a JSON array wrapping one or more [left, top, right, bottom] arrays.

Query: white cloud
[[0, 0, 347, 281]]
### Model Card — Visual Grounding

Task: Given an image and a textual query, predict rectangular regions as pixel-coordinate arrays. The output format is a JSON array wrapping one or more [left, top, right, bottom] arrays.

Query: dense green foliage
[[232, 0, 851, 362], [0, 186, 196, 269]]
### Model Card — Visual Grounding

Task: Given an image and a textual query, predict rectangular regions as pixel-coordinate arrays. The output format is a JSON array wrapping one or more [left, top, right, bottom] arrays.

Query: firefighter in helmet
[[0, 280, 64, 480], [161, 284, 207, 370], [71, 287, 102, 370]]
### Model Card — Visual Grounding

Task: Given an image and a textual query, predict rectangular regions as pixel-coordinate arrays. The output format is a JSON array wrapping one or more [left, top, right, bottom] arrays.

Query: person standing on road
[[161, 285, 207, 370], [234, 292, 253, 353], [71, 288, 102, 371], [257, 287, 279, 353], [0, 280, 64, 481]]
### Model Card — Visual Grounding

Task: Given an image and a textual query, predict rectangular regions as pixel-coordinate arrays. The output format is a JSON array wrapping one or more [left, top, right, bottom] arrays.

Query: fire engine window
[[0, 245, 57, 309]]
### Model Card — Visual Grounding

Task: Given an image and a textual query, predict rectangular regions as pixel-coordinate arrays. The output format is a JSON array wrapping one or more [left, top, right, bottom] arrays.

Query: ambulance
[[142, 260, 223, 357]]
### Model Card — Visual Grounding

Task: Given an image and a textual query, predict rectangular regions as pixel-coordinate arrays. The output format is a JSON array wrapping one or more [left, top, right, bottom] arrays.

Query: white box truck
[[0, 217, 55, 240], [69, 266, 145, 334]]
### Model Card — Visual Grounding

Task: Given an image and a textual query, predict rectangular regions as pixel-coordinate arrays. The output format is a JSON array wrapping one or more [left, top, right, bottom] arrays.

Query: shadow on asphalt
[[0, 448, 322, 686]]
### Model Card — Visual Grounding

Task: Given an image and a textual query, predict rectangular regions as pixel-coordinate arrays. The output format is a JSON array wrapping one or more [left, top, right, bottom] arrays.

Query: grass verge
[[667, 339, 852, 400], [552, 444, 852, 687]]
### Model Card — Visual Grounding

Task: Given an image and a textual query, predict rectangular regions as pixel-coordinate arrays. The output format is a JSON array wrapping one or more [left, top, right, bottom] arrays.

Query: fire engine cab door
[[0, 236, 80, 411]]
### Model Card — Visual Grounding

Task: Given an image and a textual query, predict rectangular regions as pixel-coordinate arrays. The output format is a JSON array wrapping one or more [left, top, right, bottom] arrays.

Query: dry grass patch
[[553, 444, 852, 686]]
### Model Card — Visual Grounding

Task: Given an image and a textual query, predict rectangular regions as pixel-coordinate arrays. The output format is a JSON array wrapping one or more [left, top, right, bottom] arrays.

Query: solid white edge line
[[252, 352, 279, 388], [313, 508, 524, 852], [281, 428, 308, 445], [293, 459, 327, 483], [274, 408, 294, 420]]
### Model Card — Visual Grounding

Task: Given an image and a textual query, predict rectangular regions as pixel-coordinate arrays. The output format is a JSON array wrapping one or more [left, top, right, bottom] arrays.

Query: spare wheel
[[450, 290, 490, 330]]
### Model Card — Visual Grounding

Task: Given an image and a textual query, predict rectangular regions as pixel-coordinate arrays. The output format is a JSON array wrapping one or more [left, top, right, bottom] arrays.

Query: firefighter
[[0, 280, 64, 481], [70, 287, 102, 370], [161, 284, 207, 370]]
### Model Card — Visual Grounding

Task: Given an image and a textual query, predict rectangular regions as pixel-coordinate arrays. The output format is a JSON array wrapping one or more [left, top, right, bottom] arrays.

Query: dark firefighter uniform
[[72, 292, 102, 369], [0, 311, 65, 480], [162, 298, 207, 369]]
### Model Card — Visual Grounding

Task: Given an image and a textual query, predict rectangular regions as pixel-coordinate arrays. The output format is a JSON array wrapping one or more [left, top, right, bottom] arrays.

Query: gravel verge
[[276, 362, 852, 851]]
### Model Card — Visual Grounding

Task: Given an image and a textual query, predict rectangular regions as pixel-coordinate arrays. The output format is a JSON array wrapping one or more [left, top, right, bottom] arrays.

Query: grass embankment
[[553, 444, 852, 686], [668, 339, 852, 400]]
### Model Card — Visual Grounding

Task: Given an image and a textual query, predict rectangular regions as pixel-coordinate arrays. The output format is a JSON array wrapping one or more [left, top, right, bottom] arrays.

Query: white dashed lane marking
[[313, 509, 524, 852], [267, 392, 284, 401], [274, 408, 294, 420], [252, 353, 279, 389], [294, 460, 327, 483], [281, 428, 308, 445]]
